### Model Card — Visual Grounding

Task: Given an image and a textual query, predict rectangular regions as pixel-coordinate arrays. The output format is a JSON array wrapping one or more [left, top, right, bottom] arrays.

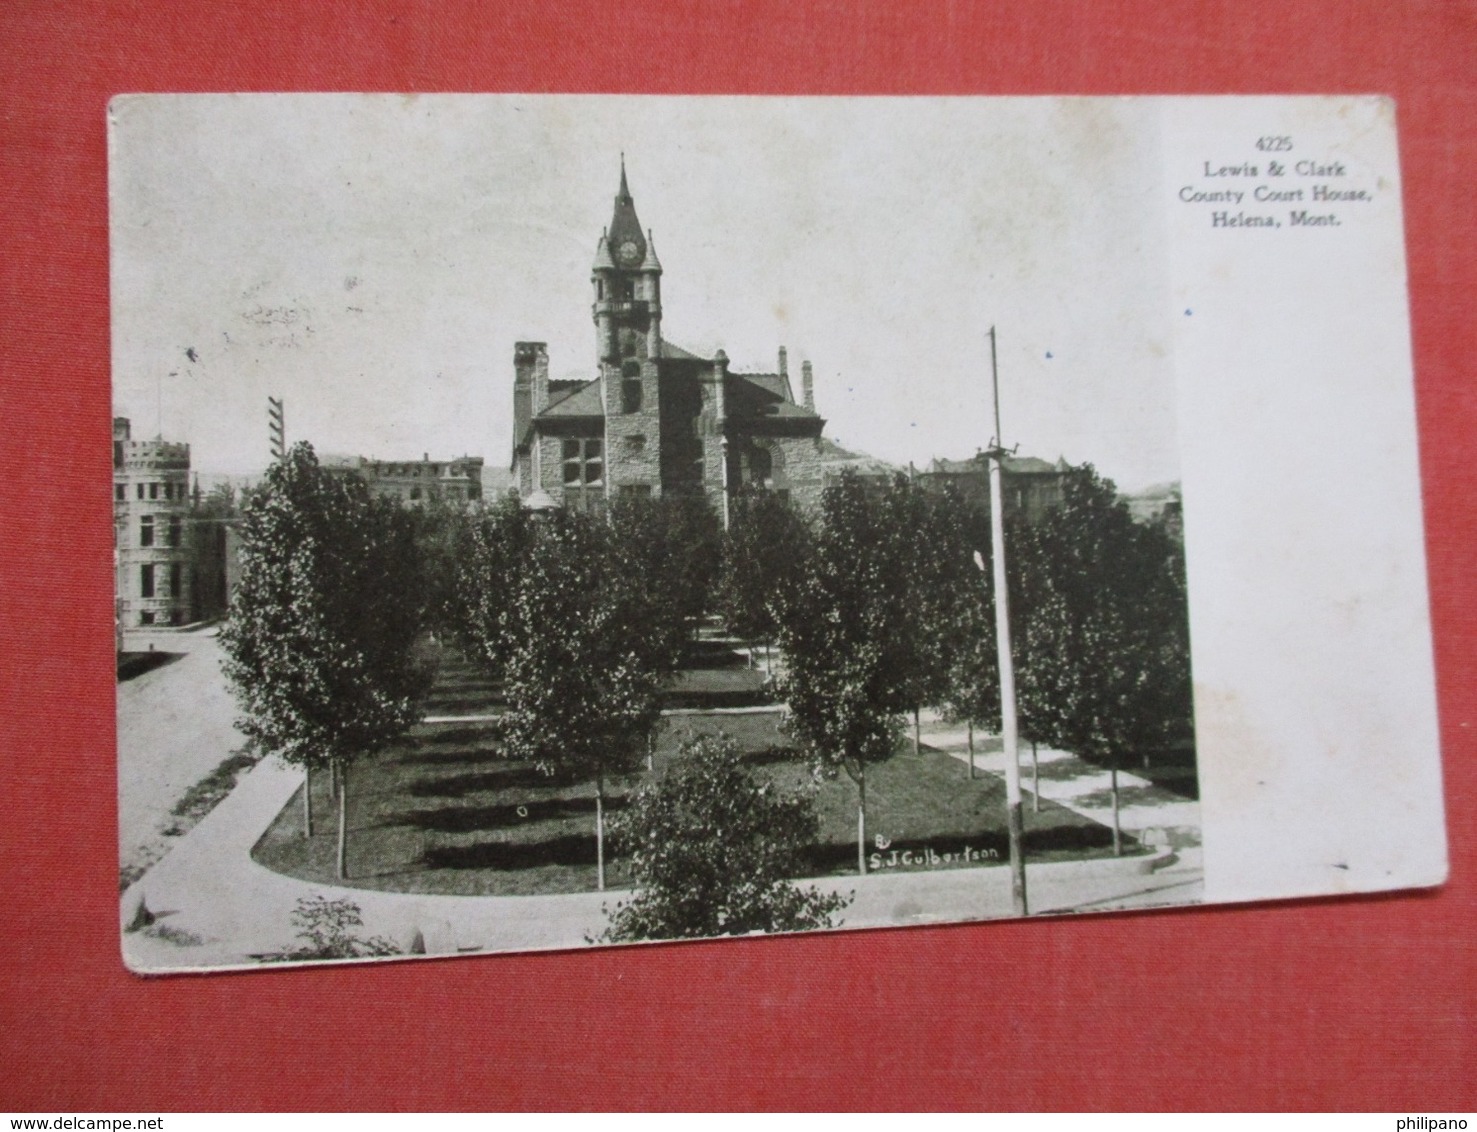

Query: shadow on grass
[[1062, 784, 1182, 811], [422, 834, 601, 872], [392, 748, 503, 769], [414, 725, 502, 749], [422, 694, 507, 715], [744, 745, 804, 768], [394, 794, 628, 833], [406, 765, 574, 799]]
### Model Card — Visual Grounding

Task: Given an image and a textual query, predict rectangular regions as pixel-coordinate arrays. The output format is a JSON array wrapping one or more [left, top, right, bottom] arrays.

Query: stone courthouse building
[[512, 164, 830, 522]]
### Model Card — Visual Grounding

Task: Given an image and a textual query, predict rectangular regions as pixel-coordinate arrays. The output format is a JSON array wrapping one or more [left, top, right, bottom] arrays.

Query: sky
[[111, 95, 1180, 492]]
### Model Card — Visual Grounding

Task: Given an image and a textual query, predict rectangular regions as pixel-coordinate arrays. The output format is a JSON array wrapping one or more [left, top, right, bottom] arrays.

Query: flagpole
[[985, 325, 1028, 916]]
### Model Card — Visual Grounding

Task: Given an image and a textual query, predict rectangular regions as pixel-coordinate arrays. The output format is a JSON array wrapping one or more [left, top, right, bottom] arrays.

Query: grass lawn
[[251, 650, 1129, 895]]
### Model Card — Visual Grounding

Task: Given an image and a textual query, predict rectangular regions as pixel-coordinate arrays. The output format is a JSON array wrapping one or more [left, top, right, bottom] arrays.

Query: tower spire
[[607, 157, 647, 268]]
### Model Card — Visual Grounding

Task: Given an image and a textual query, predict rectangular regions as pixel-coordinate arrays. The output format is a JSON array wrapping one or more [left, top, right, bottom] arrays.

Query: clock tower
[[592, 157, 664, 495]]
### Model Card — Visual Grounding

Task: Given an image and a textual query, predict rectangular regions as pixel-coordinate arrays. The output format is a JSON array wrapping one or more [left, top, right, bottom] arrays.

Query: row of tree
[[719, 469, 1192, 870], [221, 443, 1191, 923]]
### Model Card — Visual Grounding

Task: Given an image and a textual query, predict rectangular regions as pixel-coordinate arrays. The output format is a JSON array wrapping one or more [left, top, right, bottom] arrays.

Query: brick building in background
[[321, 454, 485, 505], [512, 163, 832, 523]]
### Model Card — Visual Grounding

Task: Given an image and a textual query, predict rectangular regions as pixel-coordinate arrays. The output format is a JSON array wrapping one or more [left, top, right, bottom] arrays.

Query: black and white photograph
[[110, 95, 1440, 972]]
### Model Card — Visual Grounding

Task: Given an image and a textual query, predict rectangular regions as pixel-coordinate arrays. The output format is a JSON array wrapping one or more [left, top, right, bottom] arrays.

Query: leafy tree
[[775, 472, 909, 875], [601, 733, 849, 942], [219, 443, 427, 879], [496, 509, 665, 890], [879, 479, 980, 754], [257, 895, 399, 963], [717, 487, 813, 672], [1010, 465, 1194, 852], [608, 493, 723, 666], [940, 533, 999, 780], [410, 491, 482, 645], [456, 490, 535, 673]]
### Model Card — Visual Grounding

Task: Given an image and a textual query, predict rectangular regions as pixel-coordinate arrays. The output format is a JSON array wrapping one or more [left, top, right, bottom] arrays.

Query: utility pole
[[982, 325, 1028, 916], [267, 397, 285, 461]]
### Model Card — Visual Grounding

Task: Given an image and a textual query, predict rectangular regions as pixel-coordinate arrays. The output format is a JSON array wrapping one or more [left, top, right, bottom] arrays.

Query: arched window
[[749, 445, 772, 483]]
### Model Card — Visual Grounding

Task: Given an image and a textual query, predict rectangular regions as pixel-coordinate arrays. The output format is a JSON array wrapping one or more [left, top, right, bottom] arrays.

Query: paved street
[[116, 624, 245, 885]]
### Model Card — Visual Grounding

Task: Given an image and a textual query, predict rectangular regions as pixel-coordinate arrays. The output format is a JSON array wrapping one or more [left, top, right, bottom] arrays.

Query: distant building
[[511, 163, 831, 521], [322, 454, 485, 505], [1124, 482, 1182, 524], [919, 456, 1069, 525], [113, 417, 196, 629]]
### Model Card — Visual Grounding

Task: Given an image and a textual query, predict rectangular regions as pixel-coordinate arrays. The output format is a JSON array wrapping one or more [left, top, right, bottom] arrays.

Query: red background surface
[[2, 1, 1473, 1112]]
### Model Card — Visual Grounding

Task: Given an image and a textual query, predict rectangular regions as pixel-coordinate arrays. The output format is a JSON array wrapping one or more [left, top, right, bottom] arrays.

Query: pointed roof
[[592, 230, 615, 272], [606, 157, 647, 269], [640, 228, 662, 272]]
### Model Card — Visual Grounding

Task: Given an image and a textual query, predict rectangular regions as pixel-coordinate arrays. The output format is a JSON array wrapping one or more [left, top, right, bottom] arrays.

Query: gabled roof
[[728, 374, 818, 420], [738, 371, 798, 402], [538, 380, 604, 418], [659, 338, 707, 362]]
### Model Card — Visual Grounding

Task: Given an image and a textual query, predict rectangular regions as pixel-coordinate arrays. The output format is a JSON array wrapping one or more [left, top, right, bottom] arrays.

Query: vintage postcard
[[109, 95, 1445, 972]]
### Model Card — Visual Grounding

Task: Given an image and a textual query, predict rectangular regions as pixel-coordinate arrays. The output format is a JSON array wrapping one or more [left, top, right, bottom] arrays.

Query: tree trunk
[[595, 768, 606, 892], [967, 721, 975, 779], [303, 767, 313, 838], [328, 760, 337, 802], [336, 761, 349, 880], [1032, 740, 1040, 813], [646, 733, 654, 773], [913, 706, 921, 757], [856, 764, 867, 876], [1110, 765, 1122, 857]]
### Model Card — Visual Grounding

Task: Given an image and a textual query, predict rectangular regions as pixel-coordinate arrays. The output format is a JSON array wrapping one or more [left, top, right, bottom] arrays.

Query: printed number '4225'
[[1256, 136, 1293, 152]]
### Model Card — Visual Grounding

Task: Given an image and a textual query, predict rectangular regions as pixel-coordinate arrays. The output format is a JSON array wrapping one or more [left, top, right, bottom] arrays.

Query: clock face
[[619, 240, 641, 264]]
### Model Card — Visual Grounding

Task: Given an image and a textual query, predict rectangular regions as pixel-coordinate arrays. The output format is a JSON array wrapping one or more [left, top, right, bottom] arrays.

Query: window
[[136, 483, 144, 500], [149, 483, 158, 500], [115, 484, 125, 501], [410, 486, 421, 500], [168, 515, 182, 547], [625, 434, 646, 453], [140, 515, 154, 547], [169, 562, 182, 598], [140, 563, 155, 599], [622, 379, 643, 414], [140, 610, 155, 626], [562, 437, 603, 486], [749, 446, 773, 483]]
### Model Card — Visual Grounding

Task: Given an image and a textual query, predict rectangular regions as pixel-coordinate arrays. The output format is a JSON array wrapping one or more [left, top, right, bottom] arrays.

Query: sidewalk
[[123, 743, 1202, 973], [117, 624, 246, 884], [916, 711, 1203, 847]]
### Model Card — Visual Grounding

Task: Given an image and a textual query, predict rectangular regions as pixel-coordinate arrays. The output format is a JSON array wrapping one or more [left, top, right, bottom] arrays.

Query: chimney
[[515, 341, 551, 413], [802, 360, 814, 412], [778, 346, 788, 379]]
